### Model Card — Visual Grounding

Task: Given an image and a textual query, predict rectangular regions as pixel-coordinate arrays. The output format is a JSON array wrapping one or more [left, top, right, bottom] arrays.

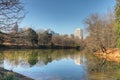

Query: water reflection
[[0, 50, 120, 80], [85, 53, 120, 80], [2, 50, 85, 68], [0, 50, 88, 80]]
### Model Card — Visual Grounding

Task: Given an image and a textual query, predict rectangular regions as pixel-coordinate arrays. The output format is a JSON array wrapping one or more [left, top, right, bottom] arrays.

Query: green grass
[[1, 72, 19, 80]]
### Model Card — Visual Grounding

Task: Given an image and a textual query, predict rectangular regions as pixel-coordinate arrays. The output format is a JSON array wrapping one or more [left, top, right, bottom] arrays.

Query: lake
[[0, 49, 120, 80]]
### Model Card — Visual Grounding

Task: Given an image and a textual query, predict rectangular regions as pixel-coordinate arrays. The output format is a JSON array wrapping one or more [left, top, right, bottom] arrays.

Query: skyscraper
[[74, 28, 83, 39], [12, 22, 18, 33]]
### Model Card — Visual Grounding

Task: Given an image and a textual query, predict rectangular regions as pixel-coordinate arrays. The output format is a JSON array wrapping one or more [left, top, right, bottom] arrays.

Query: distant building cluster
[[74, 28, 83, 39], [11, 23, 84, 40], [11, 23, 84, 42]]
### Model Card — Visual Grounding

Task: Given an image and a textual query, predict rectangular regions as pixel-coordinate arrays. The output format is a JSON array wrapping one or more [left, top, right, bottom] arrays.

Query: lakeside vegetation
[[0, 28, 83, 49], [0, 68, 32, 80]]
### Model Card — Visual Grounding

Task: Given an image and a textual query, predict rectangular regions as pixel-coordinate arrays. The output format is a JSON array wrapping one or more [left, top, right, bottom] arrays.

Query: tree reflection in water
[[1, 50, 83, 69], [0, 50, 120, 80], [28, 51, 38, 67], [85, 53, 120, 80]]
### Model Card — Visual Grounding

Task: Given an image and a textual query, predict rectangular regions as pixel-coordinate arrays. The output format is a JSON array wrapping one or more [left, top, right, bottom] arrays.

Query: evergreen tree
[[115, 0, 120, 48], [26, 28, 38, 46]]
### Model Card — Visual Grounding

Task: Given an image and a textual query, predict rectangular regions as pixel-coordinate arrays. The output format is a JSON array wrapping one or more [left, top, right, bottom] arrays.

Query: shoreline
[[0, 67, 33, 80], [95, 48, 120, 63], [0, 44, 80, 50]]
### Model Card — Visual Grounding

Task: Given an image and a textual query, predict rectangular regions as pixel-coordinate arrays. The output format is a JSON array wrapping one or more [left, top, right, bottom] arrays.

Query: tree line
[[1, 28, 83, 49]]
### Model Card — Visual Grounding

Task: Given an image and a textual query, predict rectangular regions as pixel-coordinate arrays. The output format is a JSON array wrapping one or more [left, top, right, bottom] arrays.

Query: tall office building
[[12, 22, 18, 33], [74, 28, 83, 39]]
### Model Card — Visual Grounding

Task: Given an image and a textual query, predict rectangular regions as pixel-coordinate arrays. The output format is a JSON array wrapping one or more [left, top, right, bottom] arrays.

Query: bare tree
[[84, 12, 116, 53], [0, 0, 25, 32]]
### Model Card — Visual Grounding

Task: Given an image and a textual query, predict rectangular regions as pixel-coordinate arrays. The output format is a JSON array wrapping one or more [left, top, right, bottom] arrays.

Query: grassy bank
[[0, 67, 33, 80]]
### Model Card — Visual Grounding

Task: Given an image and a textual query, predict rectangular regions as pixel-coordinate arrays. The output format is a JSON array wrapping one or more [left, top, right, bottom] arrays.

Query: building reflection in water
[[0, 50, 89, 80], [1, 50, 120, 80], [74, 54, 83, 65], [0, 50, 86, 69]]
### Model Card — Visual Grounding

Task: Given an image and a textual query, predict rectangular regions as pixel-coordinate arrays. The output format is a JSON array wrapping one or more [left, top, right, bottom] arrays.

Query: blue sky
[[20, 0, 115, 35]]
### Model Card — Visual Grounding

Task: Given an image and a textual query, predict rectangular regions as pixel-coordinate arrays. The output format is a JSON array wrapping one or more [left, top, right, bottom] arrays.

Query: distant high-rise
[[74, 28, 83, 39], [12, 22, 18, 33]]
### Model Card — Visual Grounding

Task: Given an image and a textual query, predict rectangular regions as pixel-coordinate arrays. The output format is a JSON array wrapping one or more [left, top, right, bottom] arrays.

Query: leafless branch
[[0, 0, 25, 32]]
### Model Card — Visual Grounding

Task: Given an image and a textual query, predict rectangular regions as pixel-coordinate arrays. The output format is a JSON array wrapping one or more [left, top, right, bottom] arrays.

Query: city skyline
[[20, 0, 115, 35]]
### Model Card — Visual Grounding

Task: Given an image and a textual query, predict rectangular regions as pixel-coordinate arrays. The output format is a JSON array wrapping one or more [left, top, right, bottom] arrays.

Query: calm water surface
[[0, 50, 120, 80]]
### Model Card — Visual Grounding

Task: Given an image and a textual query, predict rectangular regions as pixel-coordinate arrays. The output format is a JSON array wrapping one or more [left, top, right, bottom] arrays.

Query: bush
[[3, 73, 19, 80]]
